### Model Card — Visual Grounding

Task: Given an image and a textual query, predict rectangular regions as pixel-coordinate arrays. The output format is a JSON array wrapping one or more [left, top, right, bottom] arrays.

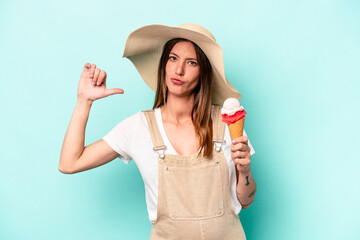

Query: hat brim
[[123, 24, 241, 105]]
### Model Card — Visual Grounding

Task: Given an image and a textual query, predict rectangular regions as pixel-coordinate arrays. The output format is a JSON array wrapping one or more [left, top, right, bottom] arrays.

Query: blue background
[[1, 0, 359, 239]]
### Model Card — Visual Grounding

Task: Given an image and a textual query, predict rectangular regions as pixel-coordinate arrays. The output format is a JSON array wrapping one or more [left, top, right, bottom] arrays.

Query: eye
[[188, 61, 198, 66], [169, 56, 177, 61]]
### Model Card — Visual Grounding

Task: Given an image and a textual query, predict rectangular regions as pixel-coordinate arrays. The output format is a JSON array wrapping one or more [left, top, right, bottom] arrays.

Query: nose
[[175, 61, 185, 76]]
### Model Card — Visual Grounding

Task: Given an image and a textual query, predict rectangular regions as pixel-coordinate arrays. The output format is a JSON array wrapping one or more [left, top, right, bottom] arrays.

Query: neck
[[161, 94, 194, 125]]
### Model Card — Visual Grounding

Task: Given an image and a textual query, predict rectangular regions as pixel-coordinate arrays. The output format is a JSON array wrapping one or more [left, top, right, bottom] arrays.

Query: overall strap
[[212, 105, 226, 151], [143, 110, 167, 153]]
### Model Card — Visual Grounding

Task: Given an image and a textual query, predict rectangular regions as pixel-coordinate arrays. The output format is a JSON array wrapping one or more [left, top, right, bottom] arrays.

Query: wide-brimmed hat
[[122, 23, 241, 105]]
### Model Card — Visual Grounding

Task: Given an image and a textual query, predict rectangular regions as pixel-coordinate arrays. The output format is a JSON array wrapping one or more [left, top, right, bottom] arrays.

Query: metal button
[[215, 146, 221, 152], [159, 153, 165, 159]]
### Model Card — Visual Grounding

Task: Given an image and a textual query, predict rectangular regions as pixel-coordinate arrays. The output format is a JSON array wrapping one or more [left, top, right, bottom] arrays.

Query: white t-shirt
[[103, 107, 255, 223]]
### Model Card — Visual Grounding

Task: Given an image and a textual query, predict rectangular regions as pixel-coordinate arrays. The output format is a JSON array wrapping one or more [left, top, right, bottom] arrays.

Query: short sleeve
[[102, 112, 141, 164], [243, 129, 255, 156]]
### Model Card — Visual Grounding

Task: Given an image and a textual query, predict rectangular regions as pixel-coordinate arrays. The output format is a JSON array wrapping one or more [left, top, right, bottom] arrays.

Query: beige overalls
[[144, 106, 246, 240]]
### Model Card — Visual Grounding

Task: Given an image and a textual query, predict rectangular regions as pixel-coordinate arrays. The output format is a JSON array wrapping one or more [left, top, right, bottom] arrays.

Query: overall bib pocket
[[164, 161, 224, 220]]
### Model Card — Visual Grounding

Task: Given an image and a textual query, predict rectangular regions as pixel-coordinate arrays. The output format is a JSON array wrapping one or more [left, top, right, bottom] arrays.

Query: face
[[165, 41, 200, 99]]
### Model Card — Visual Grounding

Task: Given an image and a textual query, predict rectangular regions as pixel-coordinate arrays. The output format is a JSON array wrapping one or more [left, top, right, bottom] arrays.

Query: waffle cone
[[228, 117, 245, 140]]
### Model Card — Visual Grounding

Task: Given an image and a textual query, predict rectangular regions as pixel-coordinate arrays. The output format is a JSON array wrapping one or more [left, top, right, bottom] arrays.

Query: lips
[[171, 78, 184, 85]]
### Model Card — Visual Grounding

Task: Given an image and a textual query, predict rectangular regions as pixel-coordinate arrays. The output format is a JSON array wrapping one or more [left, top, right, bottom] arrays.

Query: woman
[[59, 23, 256, 239]]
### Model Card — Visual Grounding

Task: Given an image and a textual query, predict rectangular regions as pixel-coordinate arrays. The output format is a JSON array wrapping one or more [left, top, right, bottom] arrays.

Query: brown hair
[[153, 38, 214, 158]]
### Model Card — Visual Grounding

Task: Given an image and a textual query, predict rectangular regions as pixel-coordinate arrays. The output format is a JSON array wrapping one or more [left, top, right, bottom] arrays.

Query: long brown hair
[[153, 38, 214, 158]]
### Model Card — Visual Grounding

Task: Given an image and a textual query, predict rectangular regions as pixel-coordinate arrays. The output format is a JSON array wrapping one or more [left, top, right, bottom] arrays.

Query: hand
[[77, 63, 124, 102], [231, 136, 251, 174]]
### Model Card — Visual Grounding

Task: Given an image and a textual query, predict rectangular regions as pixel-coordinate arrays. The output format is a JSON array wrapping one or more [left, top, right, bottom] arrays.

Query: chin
[[168, 90, 194, 99]]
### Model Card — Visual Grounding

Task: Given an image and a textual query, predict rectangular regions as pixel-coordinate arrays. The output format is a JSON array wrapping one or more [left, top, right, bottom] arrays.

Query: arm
[[58, 63, 124, 174], [231, 136, 256, 209], [235, 166, 256, 209]]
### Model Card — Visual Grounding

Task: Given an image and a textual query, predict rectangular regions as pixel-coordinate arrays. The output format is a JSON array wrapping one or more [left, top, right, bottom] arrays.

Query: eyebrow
[[170, 52, 197, 61]]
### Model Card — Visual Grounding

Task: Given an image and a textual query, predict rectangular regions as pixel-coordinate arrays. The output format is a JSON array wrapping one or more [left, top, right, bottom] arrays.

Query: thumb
[[104, 88, 124, 97]]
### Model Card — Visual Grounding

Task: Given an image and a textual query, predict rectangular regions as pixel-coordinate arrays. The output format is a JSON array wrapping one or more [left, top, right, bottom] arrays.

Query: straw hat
[[122, 23, 241, 105]]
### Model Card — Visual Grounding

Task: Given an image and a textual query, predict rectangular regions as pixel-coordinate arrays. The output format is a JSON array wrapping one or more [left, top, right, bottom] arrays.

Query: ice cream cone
[[228, 117, 245, 140]]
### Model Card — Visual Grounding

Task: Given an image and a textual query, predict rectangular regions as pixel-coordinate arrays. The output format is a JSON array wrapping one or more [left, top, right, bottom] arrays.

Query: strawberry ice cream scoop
[[221, 98, 247, 124]]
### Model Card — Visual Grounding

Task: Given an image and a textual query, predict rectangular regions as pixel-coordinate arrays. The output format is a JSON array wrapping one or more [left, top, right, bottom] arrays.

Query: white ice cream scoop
[[221, 98, 244, 116]]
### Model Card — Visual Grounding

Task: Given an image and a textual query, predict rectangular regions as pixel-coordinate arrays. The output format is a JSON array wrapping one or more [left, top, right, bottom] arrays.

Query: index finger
[[232, 136, 248, 145], [82, 63, 91, 73]]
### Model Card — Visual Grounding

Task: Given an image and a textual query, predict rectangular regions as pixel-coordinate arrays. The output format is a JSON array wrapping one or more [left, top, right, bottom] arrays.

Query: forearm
[[59, 99, 93, 172], [236, 167, 256, 208]]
